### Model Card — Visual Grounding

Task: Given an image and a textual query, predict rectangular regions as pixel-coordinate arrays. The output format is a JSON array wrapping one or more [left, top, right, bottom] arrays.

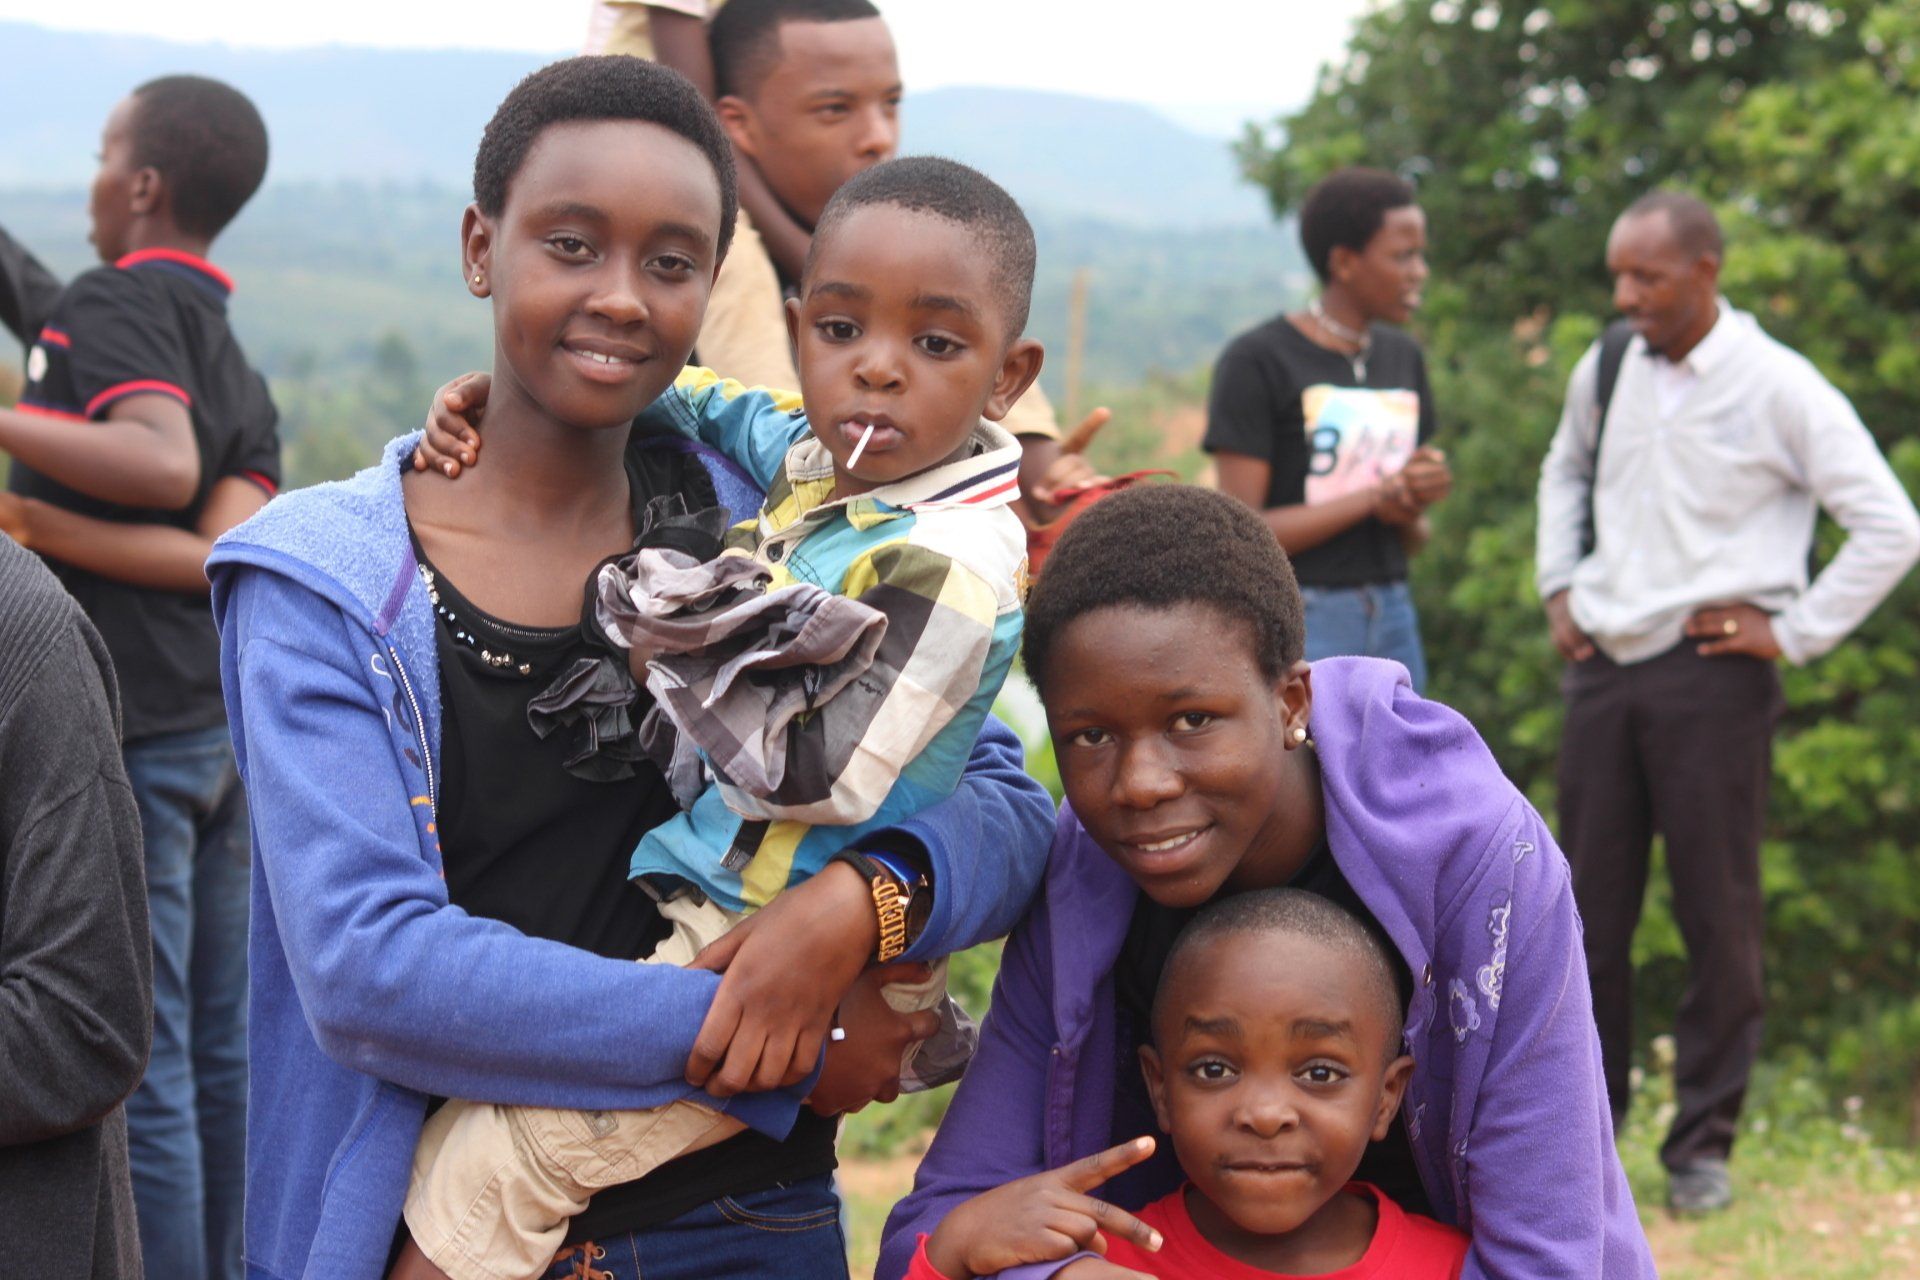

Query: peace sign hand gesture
[[923, 1137, 1163, 1280]]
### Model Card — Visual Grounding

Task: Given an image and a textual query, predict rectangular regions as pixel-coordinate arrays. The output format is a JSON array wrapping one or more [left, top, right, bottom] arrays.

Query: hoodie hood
[[209, 431, 427, 637], [1307, 654, 1522, 981], [208, 432, 443, 752]]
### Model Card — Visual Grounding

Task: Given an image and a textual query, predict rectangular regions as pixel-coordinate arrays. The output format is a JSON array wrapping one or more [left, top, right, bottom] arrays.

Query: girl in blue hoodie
[[207, 58, 1052, 1280], [880, 486, 1655, 1280]]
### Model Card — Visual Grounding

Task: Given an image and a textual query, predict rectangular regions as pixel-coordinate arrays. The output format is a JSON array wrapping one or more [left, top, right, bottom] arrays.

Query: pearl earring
[[1292, 726, 1308, 744]]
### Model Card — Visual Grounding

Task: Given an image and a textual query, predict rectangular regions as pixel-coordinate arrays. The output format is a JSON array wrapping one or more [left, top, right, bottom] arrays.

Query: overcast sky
[[0, 0, 1374, 135]]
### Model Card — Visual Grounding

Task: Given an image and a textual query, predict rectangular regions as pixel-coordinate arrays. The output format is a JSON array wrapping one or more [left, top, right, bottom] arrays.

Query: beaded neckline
[[419, 564, 536, 677]]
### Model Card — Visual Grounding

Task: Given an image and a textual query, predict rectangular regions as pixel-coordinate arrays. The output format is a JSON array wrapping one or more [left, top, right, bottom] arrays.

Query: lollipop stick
[[848, 422, 877, 469]]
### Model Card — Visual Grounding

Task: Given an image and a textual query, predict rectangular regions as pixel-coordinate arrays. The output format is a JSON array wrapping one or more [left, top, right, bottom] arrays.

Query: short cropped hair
[[473, 57, 738, 262], [711, 0, 883, 100], [810, 156, 1036, 335], [1619, 190, 1724, 261], [1022, 485, 1305, 689], [127, 76, 268, 240], [1298, 167, 1418, 283], [1154, 888, 1407, 1055]]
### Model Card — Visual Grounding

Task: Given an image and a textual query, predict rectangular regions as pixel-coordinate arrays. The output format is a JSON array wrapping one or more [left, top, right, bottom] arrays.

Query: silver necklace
[[420, 565, 533, 676], [1309, 296, 1371, 380]]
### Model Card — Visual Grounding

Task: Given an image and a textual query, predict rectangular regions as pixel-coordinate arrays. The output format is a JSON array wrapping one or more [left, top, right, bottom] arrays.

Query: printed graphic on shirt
[[1448, 976, 1480, 1042], [1478, 898, 1510, 1013], [1301, 385, 1420, 506]]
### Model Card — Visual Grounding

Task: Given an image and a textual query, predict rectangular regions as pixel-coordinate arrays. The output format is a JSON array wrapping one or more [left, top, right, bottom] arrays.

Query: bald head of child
[[1140, 888, 1415, 1268]]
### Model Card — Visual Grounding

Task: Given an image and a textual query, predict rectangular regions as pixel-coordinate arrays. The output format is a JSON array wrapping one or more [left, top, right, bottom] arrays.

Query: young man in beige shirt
[[588, 0, 1106, 525]]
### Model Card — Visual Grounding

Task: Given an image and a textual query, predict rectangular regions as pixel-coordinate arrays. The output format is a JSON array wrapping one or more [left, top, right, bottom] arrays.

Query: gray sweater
[[0, 533, 150, 1277]]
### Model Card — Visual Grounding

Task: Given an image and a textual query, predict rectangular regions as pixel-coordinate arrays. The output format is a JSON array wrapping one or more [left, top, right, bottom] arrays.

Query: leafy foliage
[[1241, 0, 1920, 1132]]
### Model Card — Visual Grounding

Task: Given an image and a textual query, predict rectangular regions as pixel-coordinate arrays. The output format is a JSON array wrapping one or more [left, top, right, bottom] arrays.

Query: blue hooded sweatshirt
[[207, 434, 1054, 1280]]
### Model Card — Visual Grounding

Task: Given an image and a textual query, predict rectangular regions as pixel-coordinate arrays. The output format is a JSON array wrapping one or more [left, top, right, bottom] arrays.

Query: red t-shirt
[[909, 1182, 1466, 1280]]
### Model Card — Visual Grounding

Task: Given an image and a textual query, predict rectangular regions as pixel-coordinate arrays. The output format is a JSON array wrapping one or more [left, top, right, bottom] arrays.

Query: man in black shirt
[[1205, 167, 1450, 691], [0, 76, 276, 1280]]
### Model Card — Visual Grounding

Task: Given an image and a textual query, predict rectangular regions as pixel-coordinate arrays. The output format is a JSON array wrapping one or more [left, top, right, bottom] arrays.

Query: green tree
[[1241, 0, 1920, 1129]]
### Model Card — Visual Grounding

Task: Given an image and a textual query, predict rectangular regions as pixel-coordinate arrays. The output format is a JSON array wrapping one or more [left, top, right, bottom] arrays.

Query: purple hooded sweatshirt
[[880, 658, 1657, 1280]]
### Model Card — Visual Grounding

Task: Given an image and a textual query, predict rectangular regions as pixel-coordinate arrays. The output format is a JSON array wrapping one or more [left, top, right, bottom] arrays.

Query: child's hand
[[924, 1137, 1163, 1280], [411, 373, 492, 478]]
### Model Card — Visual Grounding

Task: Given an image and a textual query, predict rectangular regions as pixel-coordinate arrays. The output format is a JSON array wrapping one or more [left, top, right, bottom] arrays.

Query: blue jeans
[[545, 1176, 849, 1279], [1301, 580, 1428, 693], [122, 725, 251, 1280]]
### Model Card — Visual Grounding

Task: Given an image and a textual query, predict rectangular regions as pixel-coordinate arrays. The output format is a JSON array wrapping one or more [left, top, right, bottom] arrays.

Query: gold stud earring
[[1292, 726, 1308, 744], [472, 273, 483, 286]]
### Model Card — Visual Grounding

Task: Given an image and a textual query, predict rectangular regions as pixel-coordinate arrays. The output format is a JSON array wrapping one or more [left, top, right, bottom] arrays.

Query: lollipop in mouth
[[847, 421, 877, 469]]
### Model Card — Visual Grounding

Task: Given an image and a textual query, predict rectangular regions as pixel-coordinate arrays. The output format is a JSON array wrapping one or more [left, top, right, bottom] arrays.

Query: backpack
[[1579, 319, 1638, 556]]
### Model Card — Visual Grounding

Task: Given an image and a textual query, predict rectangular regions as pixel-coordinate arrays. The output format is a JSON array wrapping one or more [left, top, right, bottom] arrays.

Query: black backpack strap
[[1580, 319, 1638, 556], [1594, 318, 1636, 430]]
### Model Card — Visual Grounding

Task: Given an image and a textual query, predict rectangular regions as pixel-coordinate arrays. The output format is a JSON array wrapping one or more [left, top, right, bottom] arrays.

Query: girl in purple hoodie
[[879, 485, 1656, 1280]]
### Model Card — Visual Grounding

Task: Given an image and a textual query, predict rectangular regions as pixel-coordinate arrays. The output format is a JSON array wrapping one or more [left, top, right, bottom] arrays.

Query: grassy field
[[836, 1043, 1920, 1278]]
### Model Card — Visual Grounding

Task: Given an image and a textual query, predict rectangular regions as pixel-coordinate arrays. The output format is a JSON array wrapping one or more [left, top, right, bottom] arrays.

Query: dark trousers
[[1558, 641, 1781, 1171], [546, 1175, 847, 1279]]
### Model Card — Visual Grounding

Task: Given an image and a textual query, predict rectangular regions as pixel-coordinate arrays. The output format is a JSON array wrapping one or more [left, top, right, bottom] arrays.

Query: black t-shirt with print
[[1204, 316, 1435, 589], [6, 250, 280, 740]]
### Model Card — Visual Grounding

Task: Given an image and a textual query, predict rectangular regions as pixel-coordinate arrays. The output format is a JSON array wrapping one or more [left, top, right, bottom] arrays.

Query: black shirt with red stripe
[[5, 248, 281, 741]]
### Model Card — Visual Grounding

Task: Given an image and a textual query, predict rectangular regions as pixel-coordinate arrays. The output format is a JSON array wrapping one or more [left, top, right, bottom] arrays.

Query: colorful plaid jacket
[[629, 367, 1028, 911]]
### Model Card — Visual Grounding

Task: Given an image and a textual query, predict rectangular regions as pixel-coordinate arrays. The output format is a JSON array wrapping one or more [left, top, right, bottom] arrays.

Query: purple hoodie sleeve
[[1454, 805, 1657, 1280], [878, 895, 1076, 1280]]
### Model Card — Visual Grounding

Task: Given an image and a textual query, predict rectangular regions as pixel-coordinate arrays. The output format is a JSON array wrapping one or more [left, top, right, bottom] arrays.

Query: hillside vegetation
[[0, 182, 1300, 489], [1242, 0, 1920, 1135]]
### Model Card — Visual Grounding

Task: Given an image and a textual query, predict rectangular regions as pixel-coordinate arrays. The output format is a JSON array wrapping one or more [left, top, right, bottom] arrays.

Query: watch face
[[903, 881, 932, 937]]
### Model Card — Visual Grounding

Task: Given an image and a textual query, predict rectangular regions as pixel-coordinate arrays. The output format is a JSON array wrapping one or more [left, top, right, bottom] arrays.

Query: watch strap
[[833, 848, 915, 963]]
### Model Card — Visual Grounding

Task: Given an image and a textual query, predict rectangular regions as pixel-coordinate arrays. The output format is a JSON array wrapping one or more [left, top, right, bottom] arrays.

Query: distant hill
[[0, 21, 1269, 228], [911, 87, 1267, 227], [0, 183, 1305, 394]]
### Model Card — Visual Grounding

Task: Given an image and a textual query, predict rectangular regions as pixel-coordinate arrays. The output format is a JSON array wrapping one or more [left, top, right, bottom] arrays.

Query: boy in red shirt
[[908, 888, 1467, 1280]]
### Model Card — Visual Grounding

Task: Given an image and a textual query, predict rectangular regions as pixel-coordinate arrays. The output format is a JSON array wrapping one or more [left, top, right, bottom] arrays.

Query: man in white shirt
[[1536, 192, 1920, 1214]]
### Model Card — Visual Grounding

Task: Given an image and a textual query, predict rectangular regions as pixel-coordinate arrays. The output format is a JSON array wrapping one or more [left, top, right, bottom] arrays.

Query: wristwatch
[[832, 848, 932, 963]]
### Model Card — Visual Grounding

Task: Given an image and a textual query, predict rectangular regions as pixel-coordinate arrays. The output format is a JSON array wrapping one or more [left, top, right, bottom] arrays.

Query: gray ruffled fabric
[[524, 497, 733, 784], [593, 506, 889, 811], [524, 653, 647, 783]]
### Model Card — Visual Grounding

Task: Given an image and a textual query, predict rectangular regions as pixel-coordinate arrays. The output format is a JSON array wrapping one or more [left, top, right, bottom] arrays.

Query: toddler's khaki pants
[[401, 893, 946, 1280]]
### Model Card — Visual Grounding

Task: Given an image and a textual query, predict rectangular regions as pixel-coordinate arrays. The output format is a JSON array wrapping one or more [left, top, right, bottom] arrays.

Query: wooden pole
[[1064, 266, 1091, 426]]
